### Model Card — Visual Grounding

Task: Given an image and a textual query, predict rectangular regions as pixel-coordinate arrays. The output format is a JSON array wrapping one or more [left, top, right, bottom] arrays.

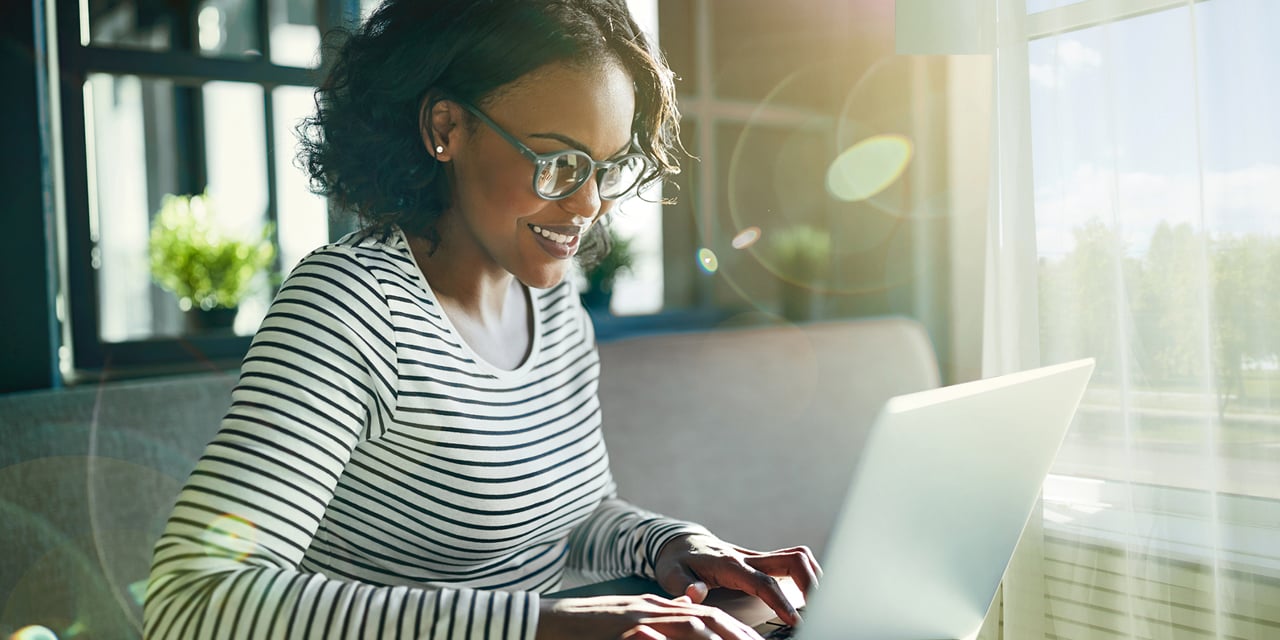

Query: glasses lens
[[536, 152, 593, 198], [598, 155, 649, 199]]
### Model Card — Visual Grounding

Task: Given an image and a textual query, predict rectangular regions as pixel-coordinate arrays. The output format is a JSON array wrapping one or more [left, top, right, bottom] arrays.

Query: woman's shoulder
[[285, 226, 417, 288]]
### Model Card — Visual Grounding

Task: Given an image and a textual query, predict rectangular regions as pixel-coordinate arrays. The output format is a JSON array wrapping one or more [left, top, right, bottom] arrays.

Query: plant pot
[[184, 306, 238, 334], [580, 288, 613, 313], [780, 282, 822, 323]]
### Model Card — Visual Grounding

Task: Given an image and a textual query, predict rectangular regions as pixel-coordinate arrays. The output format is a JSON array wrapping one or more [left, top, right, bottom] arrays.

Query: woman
[[144, 1, 820, 638]]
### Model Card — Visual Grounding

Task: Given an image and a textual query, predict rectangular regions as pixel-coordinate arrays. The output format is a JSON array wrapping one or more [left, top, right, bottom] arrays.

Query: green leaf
[[148, 190, 277, 310]]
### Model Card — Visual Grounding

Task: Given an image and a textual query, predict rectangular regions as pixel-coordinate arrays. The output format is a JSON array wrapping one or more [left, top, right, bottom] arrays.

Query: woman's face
[[438, 60, 637, 290]]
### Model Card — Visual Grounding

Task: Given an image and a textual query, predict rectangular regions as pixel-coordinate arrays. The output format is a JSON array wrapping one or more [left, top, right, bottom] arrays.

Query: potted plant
[[579, 225, 634, 313], [769, 224, 831, 322], [148, 191, 276, 333]]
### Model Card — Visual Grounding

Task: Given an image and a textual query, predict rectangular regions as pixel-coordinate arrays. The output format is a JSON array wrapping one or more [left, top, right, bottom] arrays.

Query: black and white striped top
[[145, 227, 709, 639]]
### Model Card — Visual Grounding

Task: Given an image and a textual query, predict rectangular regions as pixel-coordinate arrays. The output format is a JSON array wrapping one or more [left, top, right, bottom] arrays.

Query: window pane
[[82, 0, 269, 60], [202, 81, 272, 334], [605, 0, 664, 316], [269, 0, 321, 67], [1031, 3, 1280, 502], [197, 0, 263, 59], [84, 0, 177, 51], [1026, 0, 1087, 14], [709, 0, 890, 112], [657, 0, 696, 96], [273, 85, 328, 272], [86, 74, 182, 343], [606, 192, 663, 316]]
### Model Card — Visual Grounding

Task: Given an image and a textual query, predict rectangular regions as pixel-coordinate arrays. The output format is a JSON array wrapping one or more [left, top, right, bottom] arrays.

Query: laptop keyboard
[[761, 624, 796, 639], [754, 607, 805, 640]]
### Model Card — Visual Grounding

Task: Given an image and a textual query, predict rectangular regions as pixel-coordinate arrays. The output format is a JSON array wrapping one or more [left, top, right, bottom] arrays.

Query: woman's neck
[[409, 236, 513, 317], [406, 227, 533, 370]]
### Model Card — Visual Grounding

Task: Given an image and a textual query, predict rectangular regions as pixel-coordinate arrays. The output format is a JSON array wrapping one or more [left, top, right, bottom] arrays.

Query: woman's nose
[[560, 174, 604, 218]]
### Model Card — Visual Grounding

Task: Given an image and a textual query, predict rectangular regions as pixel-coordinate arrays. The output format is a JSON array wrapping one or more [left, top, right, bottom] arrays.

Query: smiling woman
[[142, 1, 821, 639]]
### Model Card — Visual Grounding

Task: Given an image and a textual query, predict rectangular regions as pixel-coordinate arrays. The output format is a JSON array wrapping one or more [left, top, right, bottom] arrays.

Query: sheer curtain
[[983, 0, 1280, 638]]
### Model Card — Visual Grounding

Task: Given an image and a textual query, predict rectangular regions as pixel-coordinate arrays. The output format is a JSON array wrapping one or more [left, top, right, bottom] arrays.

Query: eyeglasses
[[457, 101, 655, 201]]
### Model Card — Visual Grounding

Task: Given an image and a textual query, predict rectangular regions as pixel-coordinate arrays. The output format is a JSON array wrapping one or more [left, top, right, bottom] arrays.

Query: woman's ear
[[420, 97, 460, 161]]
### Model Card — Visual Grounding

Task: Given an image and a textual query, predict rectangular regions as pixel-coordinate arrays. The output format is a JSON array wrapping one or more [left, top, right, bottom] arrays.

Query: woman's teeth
[[532, 225, 574, 245]]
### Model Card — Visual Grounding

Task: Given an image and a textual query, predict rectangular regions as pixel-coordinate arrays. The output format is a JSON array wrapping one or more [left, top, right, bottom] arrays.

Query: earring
[[435, 145, 445, 154]]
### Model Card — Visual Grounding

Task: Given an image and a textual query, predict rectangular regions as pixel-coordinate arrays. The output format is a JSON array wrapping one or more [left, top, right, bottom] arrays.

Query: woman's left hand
[[653, 534, 823, 627]]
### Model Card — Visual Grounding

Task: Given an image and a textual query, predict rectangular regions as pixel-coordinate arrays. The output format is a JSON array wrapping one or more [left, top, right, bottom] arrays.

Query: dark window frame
[[58, 0, 359, 379]]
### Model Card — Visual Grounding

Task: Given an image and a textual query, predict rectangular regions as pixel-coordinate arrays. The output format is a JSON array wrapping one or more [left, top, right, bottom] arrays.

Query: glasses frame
[[457, 101, 655, 202]]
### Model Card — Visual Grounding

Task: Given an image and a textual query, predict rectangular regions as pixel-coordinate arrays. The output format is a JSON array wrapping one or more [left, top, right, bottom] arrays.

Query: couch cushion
[[0, 371, 236, 637], [597, 317, 940, 557]]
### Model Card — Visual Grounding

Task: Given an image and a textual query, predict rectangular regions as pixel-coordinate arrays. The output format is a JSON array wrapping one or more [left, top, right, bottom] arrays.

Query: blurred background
[[2, 0, 1277, 639]]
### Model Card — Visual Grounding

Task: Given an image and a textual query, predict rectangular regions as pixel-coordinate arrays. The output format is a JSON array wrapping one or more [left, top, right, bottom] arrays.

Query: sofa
[[0, 316, 939, 638]]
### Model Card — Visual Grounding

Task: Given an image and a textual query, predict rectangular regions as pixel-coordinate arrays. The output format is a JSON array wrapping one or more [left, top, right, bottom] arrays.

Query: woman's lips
[[530, 224, 581, 259]]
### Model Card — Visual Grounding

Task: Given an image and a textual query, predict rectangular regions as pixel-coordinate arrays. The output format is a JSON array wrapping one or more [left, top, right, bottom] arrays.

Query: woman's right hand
[[536, 594, 765, 640]]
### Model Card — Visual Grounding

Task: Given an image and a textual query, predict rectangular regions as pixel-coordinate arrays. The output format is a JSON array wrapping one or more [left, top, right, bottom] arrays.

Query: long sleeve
[[559, 294, 714, 584], [562, 483, 715, 584], [143, 246, 538, 640]]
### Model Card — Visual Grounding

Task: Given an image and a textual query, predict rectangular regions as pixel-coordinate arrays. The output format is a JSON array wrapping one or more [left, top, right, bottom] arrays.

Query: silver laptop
[[711, 358, 1095, 640]]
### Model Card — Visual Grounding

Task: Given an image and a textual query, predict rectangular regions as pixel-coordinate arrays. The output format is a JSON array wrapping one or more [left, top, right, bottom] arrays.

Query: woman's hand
[[536, 594, 765, 640], [653, 534, 823, 627]]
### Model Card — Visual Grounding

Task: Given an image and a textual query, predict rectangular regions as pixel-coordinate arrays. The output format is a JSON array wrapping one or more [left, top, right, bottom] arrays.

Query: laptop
[[709, 358, 1096, 640]]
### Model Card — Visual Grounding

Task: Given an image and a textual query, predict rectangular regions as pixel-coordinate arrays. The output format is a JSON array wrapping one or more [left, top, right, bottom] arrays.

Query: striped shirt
[[144, 227, 709, 639]]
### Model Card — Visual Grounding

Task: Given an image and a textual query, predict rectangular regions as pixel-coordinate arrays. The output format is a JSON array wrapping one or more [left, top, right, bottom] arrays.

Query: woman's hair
[[299, 0, 682, 263]]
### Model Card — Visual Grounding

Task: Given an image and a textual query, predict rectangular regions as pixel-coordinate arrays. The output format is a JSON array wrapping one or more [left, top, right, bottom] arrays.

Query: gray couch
[[0, 317, 938, 638]]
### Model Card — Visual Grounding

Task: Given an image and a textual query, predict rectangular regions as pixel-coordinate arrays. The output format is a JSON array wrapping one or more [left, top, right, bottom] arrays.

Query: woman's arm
[[143, 246, 538, 639], [562, 482, 713, 583]]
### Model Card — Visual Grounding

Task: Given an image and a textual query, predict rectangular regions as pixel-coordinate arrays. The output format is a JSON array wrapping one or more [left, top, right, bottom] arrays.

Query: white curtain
[[983, 0, 1280, 638]]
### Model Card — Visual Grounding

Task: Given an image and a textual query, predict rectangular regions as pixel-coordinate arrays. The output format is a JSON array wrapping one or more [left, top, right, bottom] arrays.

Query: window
[[1024, 0, 1279, 636], [654, 0, 953, 362], [58, 0, 956, 377], [58, 0, 354, 377]]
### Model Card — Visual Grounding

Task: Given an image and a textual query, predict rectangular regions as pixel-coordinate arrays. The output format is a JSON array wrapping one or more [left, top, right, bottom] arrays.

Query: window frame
[[56, 0, 359, 379], [1025, 0, 1210, 39]]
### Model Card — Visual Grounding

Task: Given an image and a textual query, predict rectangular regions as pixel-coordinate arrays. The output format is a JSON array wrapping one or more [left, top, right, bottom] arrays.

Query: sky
[[1024, 0, 1280, 258]]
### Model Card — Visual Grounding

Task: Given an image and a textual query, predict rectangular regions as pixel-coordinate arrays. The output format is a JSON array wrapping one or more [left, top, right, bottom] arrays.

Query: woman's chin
[[515, 264, 571, 291]]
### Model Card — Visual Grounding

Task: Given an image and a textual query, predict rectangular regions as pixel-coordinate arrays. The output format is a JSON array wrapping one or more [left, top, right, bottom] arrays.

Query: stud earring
[[435, 145, 445, 154]]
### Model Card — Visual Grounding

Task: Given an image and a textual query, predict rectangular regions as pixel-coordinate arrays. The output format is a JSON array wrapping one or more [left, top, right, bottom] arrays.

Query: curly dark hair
[[298, 0, 683, 264]]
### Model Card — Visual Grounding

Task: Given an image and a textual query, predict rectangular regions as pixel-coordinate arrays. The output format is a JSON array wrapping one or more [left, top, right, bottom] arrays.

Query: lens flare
[[10, 626, 59, 640], [826, 134, 913, 202], [200, 513, 258, 561], [696, 248, 719, 274], [731, 227, 762, 250]]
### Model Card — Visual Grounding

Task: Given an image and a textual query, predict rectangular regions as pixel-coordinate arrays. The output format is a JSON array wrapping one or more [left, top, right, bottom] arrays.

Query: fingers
[[711, 565, 802, 627], [622, 624, 667, 640], [658, 559, 710, 603], [637, 595, 764, 640], [743, 550, 820, 598], [779, 545, 824, 580], [638, 615, 760, 640], [734, 545, 823, 581]]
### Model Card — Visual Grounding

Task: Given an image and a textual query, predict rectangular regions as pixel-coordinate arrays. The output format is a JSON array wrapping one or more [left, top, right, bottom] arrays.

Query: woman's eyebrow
[[529, 132, 631, 159]]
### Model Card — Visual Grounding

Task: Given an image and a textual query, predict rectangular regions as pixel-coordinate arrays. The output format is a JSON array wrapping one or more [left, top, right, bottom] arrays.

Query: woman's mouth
[[529, 224, 581, 259]]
